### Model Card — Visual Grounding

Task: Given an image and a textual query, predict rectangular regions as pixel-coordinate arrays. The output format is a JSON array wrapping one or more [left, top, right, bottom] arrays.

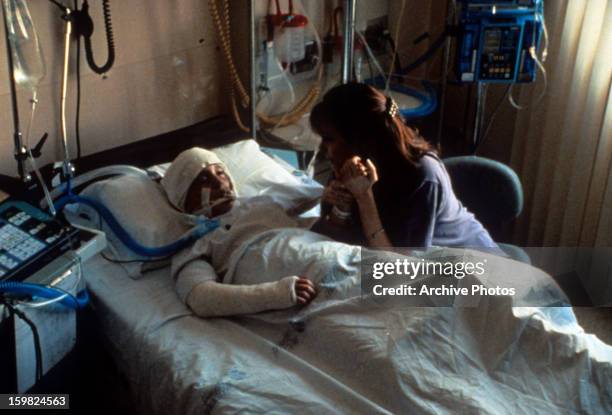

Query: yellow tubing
[[208, 0, 323, 131]]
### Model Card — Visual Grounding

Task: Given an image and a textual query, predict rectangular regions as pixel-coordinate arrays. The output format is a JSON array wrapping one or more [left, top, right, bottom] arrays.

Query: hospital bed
[[69, 132, 611, 414]]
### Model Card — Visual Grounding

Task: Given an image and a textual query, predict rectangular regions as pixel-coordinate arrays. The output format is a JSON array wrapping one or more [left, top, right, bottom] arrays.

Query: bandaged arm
[[175, 258, 298, 317]]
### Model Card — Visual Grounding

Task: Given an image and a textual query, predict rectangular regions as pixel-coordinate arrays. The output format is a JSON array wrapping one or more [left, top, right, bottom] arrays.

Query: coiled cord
[[208, 0, 322, 131], [83, 0, 115, 74]]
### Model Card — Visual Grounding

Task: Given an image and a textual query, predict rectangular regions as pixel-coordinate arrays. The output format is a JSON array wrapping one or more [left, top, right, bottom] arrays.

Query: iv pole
[[2, 0, 75, 184], [58, 5, 75, 180], [249, 0, 257, 137], [435, 0, 457, 147], [1, 0, 30, 183], [45, 0, 75, 180], [340, 0, 355, 84]]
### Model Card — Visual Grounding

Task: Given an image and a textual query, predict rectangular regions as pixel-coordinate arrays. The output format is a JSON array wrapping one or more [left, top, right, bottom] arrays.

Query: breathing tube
[[53, 178, 220, 258], [0, 281, 88, 310]]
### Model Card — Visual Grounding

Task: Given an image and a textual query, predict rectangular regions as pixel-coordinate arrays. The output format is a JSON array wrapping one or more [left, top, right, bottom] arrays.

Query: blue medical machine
[[453, 0, 546, 151], [456, 0, 544, 84]]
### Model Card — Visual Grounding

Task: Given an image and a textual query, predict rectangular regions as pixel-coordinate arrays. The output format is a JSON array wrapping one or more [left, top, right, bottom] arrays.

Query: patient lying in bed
[[163, 147, 322, 317]]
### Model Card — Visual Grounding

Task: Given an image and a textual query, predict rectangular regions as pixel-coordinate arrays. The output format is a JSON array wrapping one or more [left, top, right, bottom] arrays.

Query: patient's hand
[[295, 277, 318, 306], [322, 180, 354, 210]]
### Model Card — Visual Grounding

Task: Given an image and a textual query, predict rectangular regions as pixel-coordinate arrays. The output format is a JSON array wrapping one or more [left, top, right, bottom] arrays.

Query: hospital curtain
[[509, 0, 612, 247]]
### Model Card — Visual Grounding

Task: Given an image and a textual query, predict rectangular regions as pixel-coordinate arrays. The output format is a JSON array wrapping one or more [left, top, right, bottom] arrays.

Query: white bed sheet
[[84, 251, 612, 415], [85, 255, 391, 414]]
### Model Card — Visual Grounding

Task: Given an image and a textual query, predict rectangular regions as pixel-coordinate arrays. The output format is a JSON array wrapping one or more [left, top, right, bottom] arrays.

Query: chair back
[[443, 156, 523, 229]]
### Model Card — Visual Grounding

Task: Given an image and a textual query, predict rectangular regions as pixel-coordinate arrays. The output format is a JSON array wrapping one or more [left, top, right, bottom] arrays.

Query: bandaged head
[[161, 147, 237, 213]]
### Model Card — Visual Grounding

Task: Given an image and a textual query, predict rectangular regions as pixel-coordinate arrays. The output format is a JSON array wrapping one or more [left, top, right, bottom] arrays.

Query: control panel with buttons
[[479, 27, 521, 81], [0, 200, 80, 281], [456, 1, 543, 84]]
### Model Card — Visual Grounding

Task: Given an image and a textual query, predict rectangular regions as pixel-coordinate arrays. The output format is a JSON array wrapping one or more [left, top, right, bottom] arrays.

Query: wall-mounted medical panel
[[456, 0, 543, 83]]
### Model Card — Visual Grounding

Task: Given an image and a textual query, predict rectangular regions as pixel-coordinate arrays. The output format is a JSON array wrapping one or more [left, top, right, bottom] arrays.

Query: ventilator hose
[[208, 0, 322, 131], [0, 281, 89, 309], [54, 194, 220, 258]]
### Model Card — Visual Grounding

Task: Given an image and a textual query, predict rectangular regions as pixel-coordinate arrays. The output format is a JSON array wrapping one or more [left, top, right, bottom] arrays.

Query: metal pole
[[472, 82, 487, 152], [1, 0, 29, 182], [341, 0, 355, 84], [60, 9, 74, 178], [249, 0, 258, 138], [435, 0, 456, 147]]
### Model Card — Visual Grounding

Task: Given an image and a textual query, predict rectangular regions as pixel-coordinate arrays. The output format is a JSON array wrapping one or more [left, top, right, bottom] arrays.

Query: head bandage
[[161, 147, 237, 212]]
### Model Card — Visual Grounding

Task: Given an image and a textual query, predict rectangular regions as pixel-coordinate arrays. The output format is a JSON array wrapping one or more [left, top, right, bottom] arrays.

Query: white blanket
[[84, 234, 612, 414]]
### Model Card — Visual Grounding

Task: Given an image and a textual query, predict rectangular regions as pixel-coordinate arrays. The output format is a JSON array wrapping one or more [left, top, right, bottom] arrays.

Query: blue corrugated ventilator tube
[[0, 280, 89, 309], [53, 178, 220, 258], [1, 176, 219, 309]]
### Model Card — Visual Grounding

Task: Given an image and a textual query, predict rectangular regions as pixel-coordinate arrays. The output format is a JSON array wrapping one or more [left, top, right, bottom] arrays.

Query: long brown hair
[[310, 83, 435, 182]]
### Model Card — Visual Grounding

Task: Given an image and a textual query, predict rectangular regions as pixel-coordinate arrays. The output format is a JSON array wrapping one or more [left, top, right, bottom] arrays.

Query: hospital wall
[[0, 0, 227, 177], [0, 0, 448, 178], [443, 83, 519, 163]]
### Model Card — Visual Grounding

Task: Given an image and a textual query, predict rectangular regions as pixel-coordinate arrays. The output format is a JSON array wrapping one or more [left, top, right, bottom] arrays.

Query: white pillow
[[151, 139, 323, 211], [65, 175, 192, 279]]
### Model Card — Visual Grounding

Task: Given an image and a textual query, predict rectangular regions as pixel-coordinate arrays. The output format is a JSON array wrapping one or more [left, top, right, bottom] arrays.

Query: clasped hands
[[323, 156, 379, 208]]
